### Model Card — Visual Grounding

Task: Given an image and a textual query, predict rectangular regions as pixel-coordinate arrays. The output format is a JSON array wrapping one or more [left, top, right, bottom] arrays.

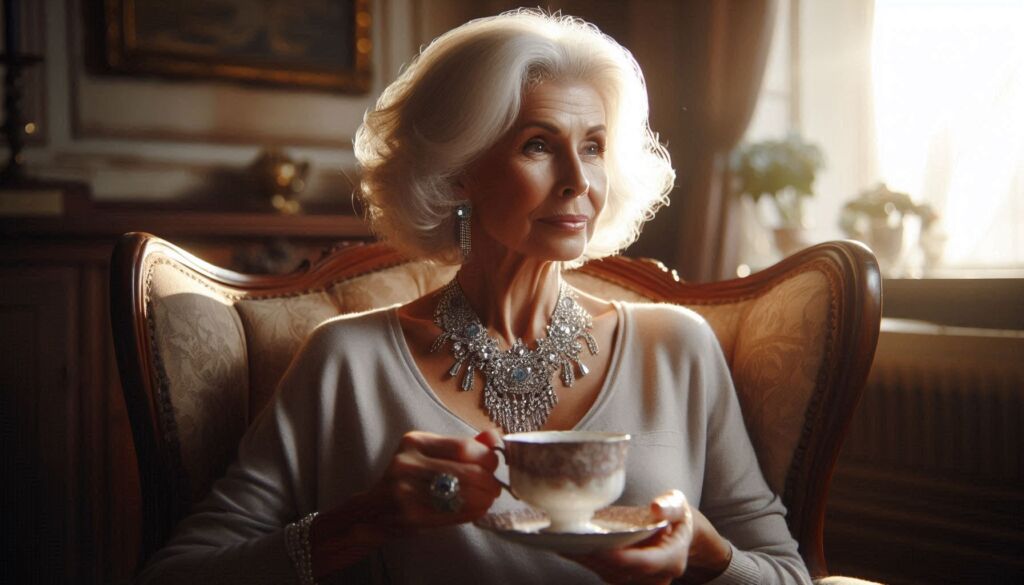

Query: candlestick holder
[[1, 0, 43, 185]]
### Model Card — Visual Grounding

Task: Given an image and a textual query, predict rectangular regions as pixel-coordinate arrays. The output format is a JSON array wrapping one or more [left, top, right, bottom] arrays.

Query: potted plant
[[840, 183, 939, 275], [730, 133, 825, 255]]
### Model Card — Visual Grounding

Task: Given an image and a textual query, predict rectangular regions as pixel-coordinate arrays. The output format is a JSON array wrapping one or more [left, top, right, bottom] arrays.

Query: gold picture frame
[[102, 0, 372, 93]]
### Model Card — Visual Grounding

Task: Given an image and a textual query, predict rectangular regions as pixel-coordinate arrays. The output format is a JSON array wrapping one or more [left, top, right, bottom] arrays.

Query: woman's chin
[[473, 235, 588, 265], [528, 241, 588, 264]]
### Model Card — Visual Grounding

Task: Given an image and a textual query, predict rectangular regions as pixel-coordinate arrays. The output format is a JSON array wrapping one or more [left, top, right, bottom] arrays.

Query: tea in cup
[[498, 431, 630, 533]]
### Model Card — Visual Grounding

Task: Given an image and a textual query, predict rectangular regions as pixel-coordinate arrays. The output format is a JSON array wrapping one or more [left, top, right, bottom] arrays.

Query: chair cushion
[[728, 270, 832, 493], [326, 261, 459, 313], [235, 292, 340, 420], [147, 261, 250, 502]]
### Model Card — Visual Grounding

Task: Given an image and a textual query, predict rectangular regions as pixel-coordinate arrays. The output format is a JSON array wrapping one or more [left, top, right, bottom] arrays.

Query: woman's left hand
[[565, 490, 732, 585]]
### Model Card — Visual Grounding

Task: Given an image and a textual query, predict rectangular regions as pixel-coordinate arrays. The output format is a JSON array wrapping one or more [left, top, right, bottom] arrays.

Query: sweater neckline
[[386, 300, 628, 434]]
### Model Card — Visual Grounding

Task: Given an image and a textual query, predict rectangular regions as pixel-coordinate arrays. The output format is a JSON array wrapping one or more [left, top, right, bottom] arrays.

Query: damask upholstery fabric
[[727, 271, 831, 494], [688, 304, 746, 363], [147, 261, 250, 502], [326, 262, 458, 313], [145, 256, 831, 509], [231, 263, 462, 417], [236, 293, 339, 418]]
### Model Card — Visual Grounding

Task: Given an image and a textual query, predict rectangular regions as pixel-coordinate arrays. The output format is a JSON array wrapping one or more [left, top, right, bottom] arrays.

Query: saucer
[[474, 506, 669, 554]]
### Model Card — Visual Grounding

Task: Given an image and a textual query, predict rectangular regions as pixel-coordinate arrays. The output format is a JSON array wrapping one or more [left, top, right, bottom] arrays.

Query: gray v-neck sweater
[[139, 302, 811, 584]]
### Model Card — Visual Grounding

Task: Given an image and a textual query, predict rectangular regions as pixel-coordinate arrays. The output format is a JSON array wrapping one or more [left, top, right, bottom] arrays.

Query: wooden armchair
[[111, 233, 881, 582]]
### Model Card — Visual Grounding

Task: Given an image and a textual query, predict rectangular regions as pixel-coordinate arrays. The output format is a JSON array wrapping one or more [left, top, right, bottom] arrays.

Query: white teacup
[[497, 431, 630, 533]]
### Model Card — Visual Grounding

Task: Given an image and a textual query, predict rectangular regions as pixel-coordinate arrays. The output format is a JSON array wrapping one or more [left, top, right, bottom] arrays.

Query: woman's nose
[[560, 157, 590, 198], [561, 179, 590, 198]]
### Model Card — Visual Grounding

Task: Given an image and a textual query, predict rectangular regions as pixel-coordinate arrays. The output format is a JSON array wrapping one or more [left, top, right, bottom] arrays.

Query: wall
[[11, 2, 684, 219], [17, 0, 420, 207]]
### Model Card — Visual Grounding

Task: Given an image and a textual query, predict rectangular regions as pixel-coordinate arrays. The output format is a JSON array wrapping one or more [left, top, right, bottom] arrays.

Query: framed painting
[[101, 0, 372, 93]]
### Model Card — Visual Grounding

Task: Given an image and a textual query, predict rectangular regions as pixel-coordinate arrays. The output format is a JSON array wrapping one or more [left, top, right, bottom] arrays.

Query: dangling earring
[[455, 203, 472, 260]]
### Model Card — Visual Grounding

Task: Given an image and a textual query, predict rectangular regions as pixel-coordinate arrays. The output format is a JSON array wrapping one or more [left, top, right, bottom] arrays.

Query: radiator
[[824, 320, 1024, 584], [842, 320, 1024, 482]]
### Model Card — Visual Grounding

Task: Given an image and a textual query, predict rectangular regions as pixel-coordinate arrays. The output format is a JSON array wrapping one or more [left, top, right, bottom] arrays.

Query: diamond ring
[[428, 472, 463, 513]]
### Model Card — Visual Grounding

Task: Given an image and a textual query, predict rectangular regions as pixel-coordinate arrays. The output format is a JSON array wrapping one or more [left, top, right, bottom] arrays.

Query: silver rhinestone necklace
[[430, 278, 599, 433]]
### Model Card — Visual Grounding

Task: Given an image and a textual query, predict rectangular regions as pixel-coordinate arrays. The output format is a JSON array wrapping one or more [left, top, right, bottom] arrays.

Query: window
[[739, 0, 1024, 276], [872, 0, 1024, 272]]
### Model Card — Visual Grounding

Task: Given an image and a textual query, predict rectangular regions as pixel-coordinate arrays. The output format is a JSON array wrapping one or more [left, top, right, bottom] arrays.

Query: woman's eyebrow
[[516, 121, 607, 135], [517, 121, 560, 134]]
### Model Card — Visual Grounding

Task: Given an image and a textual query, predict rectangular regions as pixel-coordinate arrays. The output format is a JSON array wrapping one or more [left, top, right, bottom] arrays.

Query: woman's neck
[[455, 255, 562, 348]]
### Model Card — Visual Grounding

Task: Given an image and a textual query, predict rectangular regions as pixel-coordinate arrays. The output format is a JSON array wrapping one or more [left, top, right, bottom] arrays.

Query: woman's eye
[[523, 139, 547, 154], [583, 142, 605, 156]]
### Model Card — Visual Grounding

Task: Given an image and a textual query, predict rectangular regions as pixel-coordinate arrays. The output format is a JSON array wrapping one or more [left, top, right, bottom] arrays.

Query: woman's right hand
[[310, 429, 503, 577], [370, 429, 504, 529]]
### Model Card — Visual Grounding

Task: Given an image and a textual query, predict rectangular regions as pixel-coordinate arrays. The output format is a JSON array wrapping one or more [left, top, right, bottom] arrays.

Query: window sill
[[883, 277, 1024, 330]]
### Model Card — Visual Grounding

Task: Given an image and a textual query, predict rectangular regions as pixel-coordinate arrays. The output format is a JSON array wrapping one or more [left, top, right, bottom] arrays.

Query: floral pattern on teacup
[[507, 441, 628, 486]]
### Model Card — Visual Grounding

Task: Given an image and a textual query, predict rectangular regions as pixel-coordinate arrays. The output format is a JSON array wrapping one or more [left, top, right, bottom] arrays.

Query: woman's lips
[[538, 214, 588, 230]]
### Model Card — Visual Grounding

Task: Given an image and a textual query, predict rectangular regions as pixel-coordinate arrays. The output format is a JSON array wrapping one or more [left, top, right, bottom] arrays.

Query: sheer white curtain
[[872, 0, 1024, 271]]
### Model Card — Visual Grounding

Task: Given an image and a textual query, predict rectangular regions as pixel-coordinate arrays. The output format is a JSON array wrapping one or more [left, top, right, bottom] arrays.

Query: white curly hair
[[354, 9, 675, 265]]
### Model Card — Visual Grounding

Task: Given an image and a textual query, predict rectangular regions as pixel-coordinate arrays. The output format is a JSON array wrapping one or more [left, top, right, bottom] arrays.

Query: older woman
[[139, 11, 811, 585]]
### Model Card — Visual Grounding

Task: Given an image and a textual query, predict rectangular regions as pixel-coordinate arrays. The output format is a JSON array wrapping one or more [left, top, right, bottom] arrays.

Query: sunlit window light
[[872, 0, 1024, 270]]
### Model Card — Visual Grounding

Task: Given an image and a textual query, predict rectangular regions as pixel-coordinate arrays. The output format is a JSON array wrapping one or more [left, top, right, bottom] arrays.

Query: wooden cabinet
[[1, 265, 83, 584], [1, 193, 369, 584]]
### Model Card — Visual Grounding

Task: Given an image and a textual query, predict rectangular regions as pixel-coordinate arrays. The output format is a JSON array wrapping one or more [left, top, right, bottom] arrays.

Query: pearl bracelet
[[285, 511, 319, 585]]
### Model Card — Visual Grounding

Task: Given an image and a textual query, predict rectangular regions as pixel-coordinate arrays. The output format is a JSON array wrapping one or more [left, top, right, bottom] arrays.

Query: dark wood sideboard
[[0, 187, 370, 584]]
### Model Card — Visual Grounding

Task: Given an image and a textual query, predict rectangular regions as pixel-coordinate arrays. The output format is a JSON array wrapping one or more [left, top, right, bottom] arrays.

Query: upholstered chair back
[[111, 234, 881, 580]]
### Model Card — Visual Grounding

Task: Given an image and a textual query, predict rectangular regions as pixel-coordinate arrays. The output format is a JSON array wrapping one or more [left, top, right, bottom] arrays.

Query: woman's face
[[461, 79, 608, 263]]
